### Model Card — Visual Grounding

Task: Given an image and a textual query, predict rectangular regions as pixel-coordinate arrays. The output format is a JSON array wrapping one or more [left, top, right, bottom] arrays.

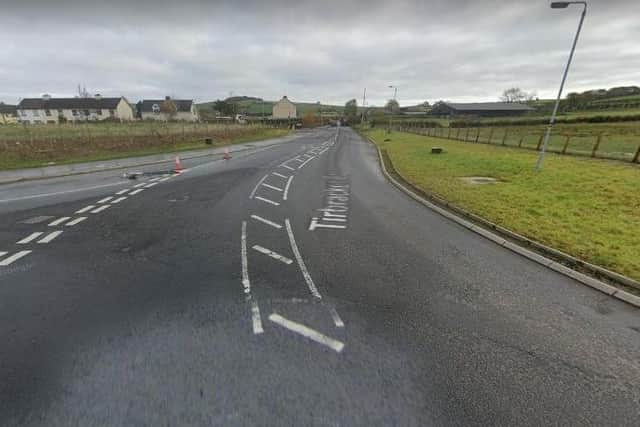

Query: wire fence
[[391, 123, 640, 163]]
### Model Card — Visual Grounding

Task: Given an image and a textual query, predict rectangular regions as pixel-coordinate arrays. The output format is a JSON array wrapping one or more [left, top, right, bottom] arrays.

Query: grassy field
[[364, 128, 640, 284], [0, 123, 289, 170]]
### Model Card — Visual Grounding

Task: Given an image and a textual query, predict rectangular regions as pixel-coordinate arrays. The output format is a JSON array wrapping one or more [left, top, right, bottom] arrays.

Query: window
[[45, 109, 51, 116], [72, 109, 78, 116], [57, 109, 63, 115], [109, 110, 115, 116], [20, 110, 27, 117], [96, 109, 102, 116], [152, 104, 160, 114], [84, 109, 90, 116]]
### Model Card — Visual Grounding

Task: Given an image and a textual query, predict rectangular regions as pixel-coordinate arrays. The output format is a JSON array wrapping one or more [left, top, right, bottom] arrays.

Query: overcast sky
[[1, 0, 638, 106]]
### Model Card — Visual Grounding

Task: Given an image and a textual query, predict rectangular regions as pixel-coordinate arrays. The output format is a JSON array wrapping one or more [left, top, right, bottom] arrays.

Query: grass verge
[[364, 129, 640, 284], [0, 128, 290, 170]]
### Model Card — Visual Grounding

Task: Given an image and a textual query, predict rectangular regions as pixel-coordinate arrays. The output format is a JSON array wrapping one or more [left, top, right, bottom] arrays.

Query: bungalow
[[0, 103, 18, 124], [16, 94, 135, 124], [137, 97, 198, 122], [430, 102, 535, 117]]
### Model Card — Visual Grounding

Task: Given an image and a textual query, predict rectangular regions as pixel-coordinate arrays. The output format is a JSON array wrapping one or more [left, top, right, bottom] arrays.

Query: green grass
[[0, 127, 289, 170], [365, 129, 640, 284]]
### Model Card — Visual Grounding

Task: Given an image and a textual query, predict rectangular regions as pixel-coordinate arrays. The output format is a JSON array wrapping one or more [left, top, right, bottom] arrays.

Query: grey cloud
[[1, 0, 638, 106]]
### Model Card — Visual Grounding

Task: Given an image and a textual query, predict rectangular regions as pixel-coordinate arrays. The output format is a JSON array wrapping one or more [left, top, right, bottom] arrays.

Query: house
[[272, 96, 297, 119], [16, 94, 135, 124], [430, 102, 535, 117], [137, 97, 198, 121], [0, 103, 18, 124]]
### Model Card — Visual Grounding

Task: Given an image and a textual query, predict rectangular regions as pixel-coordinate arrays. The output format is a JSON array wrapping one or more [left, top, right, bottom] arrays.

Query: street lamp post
[[388, 85, 398, 133], [535, 1, 587, 171]]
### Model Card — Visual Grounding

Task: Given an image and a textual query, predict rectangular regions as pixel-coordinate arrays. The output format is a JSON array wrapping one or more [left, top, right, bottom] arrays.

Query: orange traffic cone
[[174, 155, 183, 173], [223, 147, 232, 160]]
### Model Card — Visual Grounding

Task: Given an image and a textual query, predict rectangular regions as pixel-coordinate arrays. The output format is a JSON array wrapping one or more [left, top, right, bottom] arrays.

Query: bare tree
[[385, 99, 400, 113], [501, 87, 535, 103], [77, 84, 90, 98]]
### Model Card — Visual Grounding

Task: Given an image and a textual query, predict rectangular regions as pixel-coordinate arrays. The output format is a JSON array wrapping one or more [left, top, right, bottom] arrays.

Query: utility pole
[[361, 88, 367, 122]]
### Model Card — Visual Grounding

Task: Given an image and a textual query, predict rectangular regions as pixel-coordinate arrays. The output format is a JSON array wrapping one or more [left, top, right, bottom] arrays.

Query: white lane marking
[[159, 176, 172, 182], [0, 251, 7, 258], [133, 182, 147, 188], [148, 177, 162, 182], [297, 156, 316, 169], [251, 214, 282, 229], [111, 196, 127, 204], [309, 217, 347, 230], [251, 300, 264, 334], [144, 182, 159, 188], [317, 147, 330, 155], [285, 219, 322, 299], [280, 163, 296, 171], [255, 196, 280, 206], [252, 245, 293, 265], [261, 183, 283, 192], [272, 172, 289, 179], [241, 221, 250, 294], [0, 182, 127, 204], [115, 189, 130, 195], [0, 250, 32, 266], [75, 205, 95, 214], [37, 230, 63, 244], [17, 232, 44, 244], [129, 189, 145, 195], [328, 306, 345, 328], [97, 196, 114, 204], [90, 205, 111, 213], [268, 313, 344, 353], [48, 217, 71, 226], [66, 217, 87, 227], [283, 176, 294, 201], [249, 175, 269, 199], [290, 157, 305, 163]]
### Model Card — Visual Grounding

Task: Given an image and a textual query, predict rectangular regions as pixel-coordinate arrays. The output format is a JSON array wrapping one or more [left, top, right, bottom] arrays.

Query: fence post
[[502, 129, 508, 145], [447, 128, 451, 139], [474, 128, 480, 143], [487, 128, 494, 144], [591, 133, 602, 157], [561, 134, 572, 155], [632, 145, 640, 163], [464, 128, 470, 142], [456, 128, 461, 140], [536, 133, 544, 151], [518, 136, 524, 147]]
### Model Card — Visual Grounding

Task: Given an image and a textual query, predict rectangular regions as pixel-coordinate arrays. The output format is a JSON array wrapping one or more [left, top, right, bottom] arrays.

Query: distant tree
[[301, 111, 318, 128], [344, 99, 358, 117], [385, 99, 400, 113], [500, 87, 535, 103], [212, 99, 236, 116], [160, 99, 178, 120]]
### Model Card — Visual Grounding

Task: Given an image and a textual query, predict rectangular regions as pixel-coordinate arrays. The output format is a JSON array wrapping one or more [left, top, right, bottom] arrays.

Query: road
[[1, 127, 638, 426]]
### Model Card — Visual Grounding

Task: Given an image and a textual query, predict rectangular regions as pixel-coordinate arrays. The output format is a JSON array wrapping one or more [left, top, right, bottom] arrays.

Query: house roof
[[138, 99, 194, 113], [17, 97, 124, 110], [444, 102, 534, 111], [0, 103, 17, 115]]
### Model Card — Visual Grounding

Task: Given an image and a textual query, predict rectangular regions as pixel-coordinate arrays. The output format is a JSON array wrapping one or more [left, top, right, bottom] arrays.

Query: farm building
[[0, 103, 18, 124], [431, 102, 535, 117], [272, 96, 297, 119], [17, 94, 135, 124], [137, 97, 199, 122]]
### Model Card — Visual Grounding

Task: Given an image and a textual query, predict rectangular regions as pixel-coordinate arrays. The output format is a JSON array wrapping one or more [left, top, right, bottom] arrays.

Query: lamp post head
[[551, 2, 570, 8]]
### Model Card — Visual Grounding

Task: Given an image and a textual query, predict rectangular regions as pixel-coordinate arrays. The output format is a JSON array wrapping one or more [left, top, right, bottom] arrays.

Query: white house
[[272, 96, 297, 119], [137, 97, 198, 121], [16, 94, 135, 124]]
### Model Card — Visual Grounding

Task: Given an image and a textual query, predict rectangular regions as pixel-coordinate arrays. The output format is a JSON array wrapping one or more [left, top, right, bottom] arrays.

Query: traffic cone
[[174, 155, 183, 173], [223, 147, 232, 160]]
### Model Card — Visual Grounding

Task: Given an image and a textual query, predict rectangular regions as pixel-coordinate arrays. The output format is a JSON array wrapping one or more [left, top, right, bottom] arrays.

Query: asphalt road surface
[[1, 127, 639, 426]]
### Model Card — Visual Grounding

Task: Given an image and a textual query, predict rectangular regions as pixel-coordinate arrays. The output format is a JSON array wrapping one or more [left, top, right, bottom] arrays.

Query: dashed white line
[[0, 182, 126, 204], [251, 300, 264, 334], [17, 232, 44, 244], [66, 217, 87, 226], [280, 163, 296, 171], [48, 217, 71, 226], [241, 221, 250, 294], [251, 214, 282, 229], [255, 196, 280, 206], [252, 245, 293, 265], [272, 172, 289, 179], [37, 230, 63, 244], [285, 219, 322, 299], [261, 183, 283, 192], [148, 177, 162, 182], [97, 196, 114, 204], [133, 182, 146, 188], [115, 189, 130, 195], [144, 182, 159, 188], [0, 251, 7, 258], [249, 175, 269, 199], [268, 313, 344, 353], [75, 205, 95, 214], [290, 157, 305, 163], [90, 205, 111, 214], [297, 156, 316, 169], [129, 189, 145, 195], [0, 250, 32, 266], [283, 176, 294, 201], [159, 176, 172, 182], [111, 196, 127, 204], [328, 306, 345, 328]]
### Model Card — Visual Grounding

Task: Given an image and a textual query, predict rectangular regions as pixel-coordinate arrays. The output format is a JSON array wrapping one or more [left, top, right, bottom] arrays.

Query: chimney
[[42, 94, 51, 100], [165, 96, 171, 100], [94, 93, 102, 100]]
